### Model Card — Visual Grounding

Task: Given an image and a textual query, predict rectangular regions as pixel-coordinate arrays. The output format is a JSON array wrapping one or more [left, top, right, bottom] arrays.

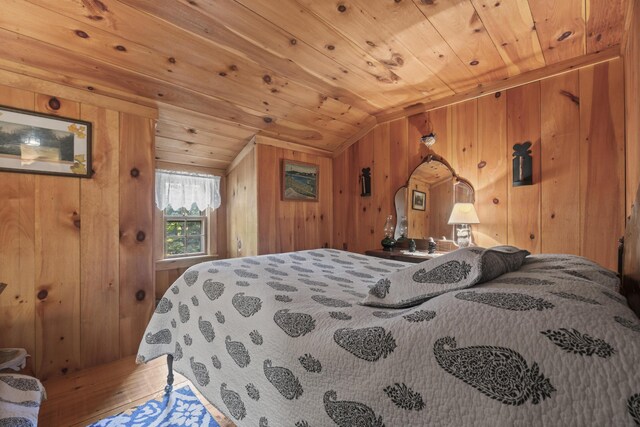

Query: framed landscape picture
[[0, 105, 92, 178], [282, 159, 319, 201], [412, 189, 426, 211]]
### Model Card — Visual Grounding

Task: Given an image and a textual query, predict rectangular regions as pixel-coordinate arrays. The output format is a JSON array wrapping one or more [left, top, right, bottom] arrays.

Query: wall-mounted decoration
[[0, 105, 92, 178], [412, 190, 426, 211], [360, 167, 371, 197], [282, 159, 319, 201], [420, 132, 437, 148], [512, 141, 533, 186]]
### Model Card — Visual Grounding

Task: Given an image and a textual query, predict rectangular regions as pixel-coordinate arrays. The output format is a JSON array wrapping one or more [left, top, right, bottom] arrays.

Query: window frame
[[163, 205, 209, 259]]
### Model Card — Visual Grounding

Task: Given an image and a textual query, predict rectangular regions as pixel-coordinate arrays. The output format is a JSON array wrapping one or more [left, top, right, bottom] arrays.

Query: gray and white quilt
[[137, 249, 640, 426]]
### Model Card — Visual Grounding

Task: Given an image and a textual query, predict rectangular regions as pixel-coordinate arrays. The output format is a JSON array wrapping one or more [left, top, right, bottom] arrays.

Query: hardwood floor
[[39, 356, 235, 427]]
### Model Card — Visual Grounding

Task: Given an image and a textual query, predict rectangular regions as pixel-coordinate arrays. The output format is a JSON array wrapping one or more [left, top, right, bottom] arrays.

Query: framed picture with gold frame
[[282, 159, 319, 201], [0, 105, 92, 178]]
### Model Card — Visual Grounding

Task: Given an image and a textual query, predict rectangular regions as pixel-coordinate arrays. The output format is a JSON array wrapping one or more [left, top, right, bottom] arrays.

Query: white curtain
[[155, 170, 221, 211]]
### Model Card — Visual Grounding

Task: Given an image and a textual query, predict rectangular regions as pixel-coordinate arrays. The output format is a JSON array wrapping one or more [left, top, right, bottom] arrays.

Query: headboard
[[621, 183, 640, 318]]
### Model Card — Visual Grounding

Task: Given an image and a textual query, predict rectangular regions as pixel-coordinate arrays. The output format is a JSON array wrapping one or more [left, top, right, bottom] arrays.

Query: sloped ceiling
[[0, 0, 627, 169]]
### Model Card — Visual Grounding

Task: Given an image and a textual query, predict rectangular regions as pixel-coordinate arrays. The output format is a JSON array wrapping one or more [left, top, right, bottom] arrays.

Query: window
[[164, 202, 207, 258]]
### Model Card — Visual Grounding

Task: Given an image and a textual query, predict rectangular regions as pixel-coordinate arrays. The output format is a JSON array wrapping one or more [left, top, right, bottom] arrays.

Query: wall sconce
[[512, 142, 533, 186], [420, 132, 436, 147], [360, 167, 371, 197]]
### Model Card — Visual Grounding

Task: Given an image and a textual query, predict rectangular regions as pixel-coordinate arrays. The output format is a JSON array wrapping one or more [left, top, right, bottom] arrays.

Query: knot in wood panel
[[72, 211, 81, 229], [130, 168, 140, 177], [48, 97, 61, 110], [75, 30, 89, 39], [136, 290, 146, 301], [37, 289, 48, 300], [557, 31, 572, 42], [559, 90, 580, 106], [136, 231, 146, 242]]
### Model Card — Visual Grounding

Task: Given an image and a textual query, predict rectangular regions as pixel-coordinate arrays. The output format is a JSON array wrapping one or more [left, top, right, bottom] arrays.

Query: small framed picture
[[412, 190, 426, 211], [0, 105, 92, 178], [282, 159, 319, 201]]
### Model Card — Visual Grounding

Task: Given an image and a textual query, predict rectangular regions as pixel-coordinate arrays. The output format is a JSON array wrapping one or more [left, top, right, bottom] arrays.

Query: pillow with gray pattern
[[361, 245, 530, 308]]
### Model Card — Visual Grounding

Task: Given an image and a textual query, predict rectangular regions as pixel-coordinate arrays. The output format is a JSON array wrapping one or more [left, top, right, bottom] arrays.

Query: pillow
[[0, 373, 46, 427], [362, 245, 530, 308]]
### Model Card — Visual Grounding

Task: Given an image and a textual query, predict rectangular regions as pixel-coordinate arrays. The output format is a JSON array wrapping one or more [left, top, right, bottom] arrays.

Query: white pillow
[[362, 246, 530, 308]]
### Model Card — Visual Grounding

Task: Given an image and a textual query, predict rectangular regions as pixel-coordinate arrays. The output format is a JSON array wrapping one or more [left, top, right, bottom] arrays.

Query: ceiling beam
[[332, 115, 378, 158], [226, 137, 257, 175], [375, 46, 621, 124], [254, 135, 333, 158]]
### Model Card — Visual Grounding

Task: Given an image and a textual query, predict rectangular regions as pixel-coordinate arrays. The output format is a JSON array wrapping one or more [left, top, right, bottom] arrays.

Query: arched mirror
[[395, 154, 474, 241]]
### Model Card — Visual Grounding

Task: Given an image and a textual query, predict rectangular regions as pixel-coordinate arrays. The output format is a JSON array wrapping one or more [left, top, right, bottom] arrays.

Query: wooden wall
[[334, 59, 626, 270], [227, 139, 332, 257], [257, 143, 333, 254], [0, 75, 156, 380], [625, 0, 640, 218], [227, 145, 259, 258]]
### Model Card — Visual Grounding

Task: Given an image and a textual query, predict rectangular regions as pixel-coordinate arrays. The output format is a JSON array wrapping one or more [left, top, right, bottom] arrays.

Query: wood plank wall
[[0, 76, 155, 380], [256, 144, 333, 254], [333, 60, 626, 270], [227, 145, 259, 258], [226, 141, 333, 258], [624, 0, 640, 219]]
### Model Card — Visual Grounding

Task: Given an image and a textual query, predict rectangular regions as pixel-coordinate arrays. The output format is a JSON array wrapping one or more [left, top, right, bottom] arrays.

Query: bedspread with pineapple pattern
[[137, 249, 640, 426]]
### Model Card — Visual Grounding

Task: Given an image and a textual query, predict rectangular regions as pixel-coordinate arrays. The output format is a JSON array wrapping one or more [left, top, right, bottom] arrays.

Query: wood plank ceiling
[[0, 0, 627, 169]]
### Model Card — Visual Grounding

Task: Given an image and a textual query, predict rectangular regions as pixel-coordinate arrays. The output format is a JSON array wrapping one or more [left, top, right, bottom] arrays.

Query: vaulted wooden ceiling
[[0, 0, 627, 169]]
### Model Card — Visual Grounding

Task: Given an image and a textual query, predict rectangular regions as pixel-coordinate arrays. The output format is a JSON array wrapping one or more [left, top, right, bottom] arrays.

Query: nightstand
[[365, 249, 444, 264]]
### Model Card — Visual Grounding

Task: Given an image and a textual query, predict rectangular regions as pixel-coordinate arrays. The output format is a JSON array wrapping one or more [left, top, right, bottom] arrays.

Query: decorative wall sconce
[[360, 167, 371, 197], [420, 132, 437, 148], [512, 141, 533, 186]]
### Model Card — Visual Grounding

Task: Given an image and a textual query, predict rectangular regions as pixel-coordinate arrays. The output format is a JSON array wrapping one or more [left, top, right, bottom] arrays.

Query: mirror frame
[[394, 154, 475, 241], [404, 154, 475, 200]]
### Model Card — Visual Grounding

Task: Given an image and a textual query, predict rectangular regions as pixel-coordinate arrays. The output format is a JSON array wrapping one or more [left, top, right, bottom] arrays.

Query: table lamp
[[448, 203, 480, 247]]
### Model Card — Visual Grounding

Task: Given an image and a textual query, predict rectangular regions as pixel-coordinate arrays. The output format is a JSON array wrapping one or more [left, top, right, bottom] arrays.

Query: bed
[[137, 189, 640, 426], [137, 252, 640, 425]]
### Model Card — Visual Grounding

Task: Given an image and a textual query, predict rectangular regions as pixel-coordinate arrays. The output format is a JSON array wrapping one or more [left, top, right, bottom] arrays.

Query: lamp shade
[[448, 203, 480, 225]]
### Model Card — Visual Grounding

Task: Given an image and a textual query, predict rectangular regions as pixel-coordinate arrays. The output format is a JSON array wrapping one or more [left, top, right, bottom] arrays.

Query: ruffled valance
[[155, 170, 221, 211]]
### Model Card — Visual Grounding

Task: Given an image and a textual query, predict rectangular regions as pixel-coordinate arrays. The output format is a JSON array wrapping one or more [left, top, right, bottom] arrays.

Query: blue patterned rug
[[89, 385, 220, 427]]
